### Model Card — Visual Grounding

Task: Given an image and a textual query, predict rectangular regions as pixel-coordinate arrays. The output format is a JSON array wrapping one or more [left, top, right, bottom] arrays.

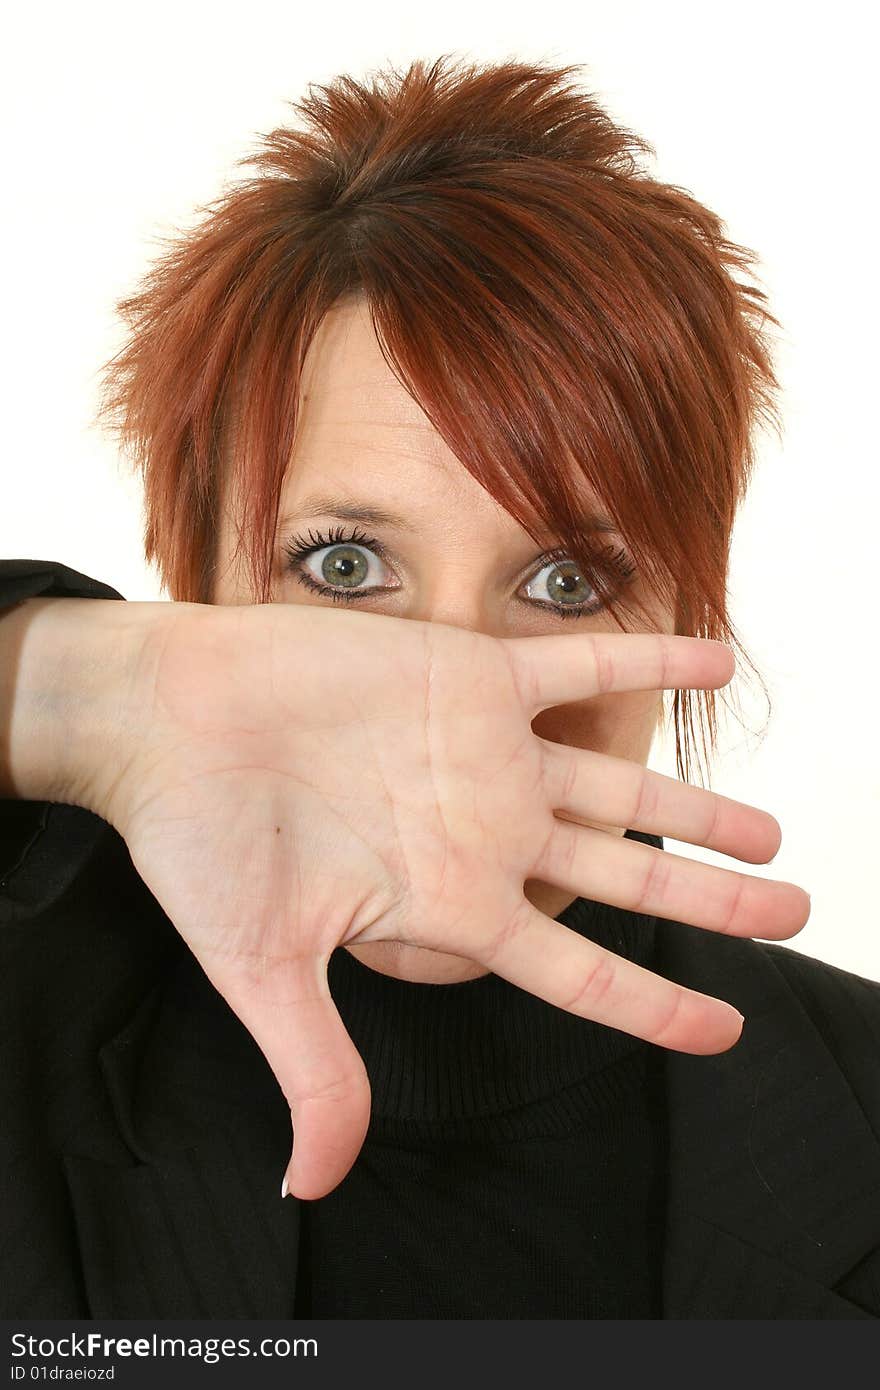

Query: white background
[[3, 2, 877, 977]]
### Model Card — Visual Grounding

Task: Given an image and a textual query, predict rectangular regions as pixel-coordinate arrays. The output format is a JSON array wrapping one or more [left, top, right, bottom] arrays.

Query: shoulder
[[750, 937, 880, 1136], [756, 935, 880, 1059], [756, 937, 880, 1030], [654, 915, 880, 1135]]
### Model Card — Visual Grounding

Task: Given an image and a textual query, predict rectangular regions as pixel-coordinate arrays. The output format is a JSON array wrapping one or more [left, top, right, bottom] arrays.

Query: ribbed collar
[[326, 829, 660, 1130]]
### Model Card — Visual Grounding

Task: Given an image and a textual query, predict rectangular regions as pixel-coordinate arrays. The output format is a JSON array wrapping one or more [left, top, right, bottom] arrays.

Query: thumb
[[209, 955, 373, 1202]]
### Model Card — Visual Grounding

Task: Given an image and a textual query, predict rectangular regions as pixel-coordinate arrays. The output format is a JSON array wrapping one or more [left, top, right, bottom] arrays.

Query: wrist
[[0, 596, 186, 816]]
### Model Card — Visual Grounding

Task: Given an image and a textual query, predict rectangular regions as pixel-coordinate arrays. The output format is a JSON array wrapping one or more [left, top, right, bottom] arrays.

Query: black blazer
[[2, 560, 880, 1319]]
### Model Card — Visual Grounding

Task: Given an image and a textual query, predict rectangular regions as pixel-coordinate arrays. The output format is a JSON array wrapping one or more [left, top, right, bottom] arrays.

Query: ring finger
[[539, 737, 781, 864], [530, 816, 810, 940]]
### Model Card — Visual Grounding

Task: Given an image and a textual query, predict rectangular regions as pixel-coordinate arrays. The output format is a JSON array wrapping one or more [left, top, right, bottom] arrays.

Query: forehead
[[290, 297, 471, 489], [281, 297, 607, 540]]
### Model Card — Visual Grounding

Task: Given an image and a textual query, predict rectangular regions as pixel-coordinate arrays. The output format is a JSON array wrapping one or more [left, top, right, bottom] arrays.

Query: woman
[[2, 54, 879, 1320]]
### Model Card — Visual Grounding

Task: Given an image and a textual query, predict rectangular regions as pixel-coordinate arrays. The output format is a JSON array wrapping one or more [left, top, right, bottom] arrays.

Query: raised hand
[[76, 600, 807, 1200]]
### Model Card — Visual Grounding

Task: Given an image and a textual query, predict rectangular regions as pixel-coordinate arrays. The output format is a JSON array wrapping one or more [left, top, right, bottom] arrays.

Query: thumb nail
[[281, 1135, 295, 1199]]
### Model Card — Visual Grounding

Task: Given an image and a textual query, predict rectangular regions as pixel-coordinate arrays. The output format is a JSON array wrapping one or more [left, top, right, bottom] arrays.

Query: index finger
[[502, 631, 735, 715]]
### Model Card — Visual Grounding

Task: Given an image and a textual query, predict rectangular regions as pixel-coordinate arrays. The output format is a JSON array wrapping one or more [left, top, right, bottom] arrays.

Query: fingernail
[[281, 1173, 289, 1200]]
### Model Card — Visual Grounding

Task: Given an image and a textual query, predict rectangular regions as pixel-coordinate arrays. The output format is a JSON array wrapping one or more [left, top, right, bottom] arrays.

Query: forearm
[[0, 596, 176, 813]]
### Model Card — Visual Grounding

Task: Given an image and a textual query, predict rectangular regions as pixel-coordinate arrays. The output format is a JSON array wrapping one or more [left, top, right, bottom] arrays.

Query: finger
[[531, 821, 811, 940], [503, 631, 735, 716], [200, 952, 372, 1202], [476, 898, 745, 1055], [539, 739, 782, 865]]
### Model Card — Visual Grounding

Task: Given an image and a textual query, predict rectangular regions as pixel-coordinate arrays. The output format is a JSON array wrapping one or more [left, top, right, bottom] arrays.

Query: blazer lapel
[[62, 949, 302, 1318], [656, 919, 880, 1318]]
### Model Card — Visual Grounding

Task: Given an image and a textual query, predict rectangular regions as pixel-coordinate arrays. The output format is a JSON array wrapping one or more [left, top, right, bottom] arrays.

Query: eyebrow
[[283, 497, 418, 531], [281, 495, 618, 535]]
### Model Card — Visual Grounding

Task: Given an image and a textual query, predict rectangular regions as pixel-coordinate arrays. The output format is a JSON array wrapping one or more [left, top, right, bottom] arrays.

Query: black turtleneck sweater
[[296, 853, 668, 1319]]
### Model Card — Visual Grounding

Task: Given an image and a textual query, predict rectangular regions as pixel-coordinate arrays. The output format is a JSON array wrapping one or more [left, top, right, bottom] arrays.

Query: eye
[[283, 525, 398, 603], [519, 547, 636, 620]]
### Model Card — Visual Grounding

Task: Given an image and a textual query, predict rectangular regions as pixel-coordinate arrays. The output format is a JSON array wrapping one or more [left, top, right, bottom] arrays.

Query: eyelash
[[282, 523, 637, 620]]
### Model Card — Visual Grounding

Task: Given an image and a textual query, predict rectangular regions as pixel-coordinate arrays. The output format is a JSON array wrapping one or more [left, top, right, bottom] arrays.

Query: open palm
[[93, 600, 809, 1199]]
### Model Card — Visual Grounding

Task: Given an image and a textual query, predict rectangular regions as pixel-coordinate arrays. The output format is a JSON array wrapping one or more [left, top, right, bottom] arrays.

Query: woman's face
[[213, 296, 675, 983]]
